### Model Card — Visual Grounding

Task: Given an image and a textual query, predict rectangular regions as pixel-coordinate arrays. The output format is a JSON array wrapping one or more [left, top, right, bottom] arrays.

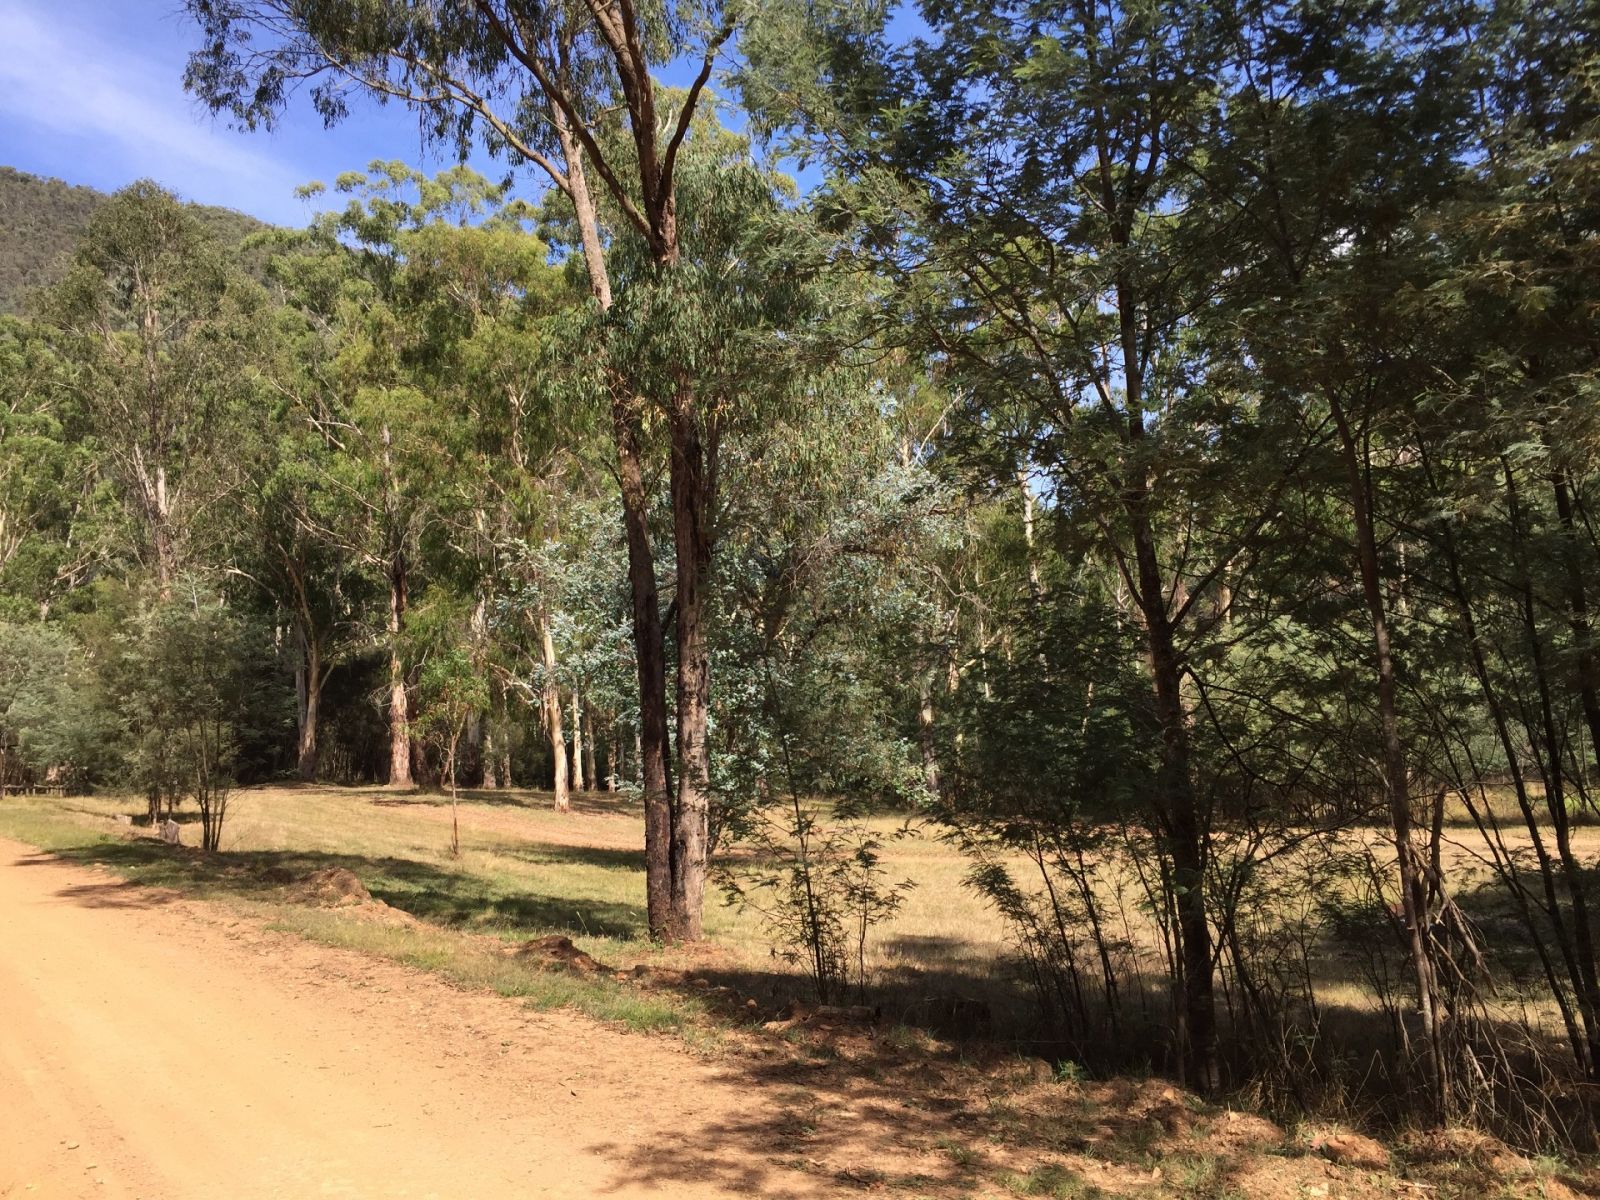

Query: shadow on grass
[[25, 838, 650, 941], [500, 841, 647, 872], [366, 789, 642, 818], [583, 1038, 1309, 1199]]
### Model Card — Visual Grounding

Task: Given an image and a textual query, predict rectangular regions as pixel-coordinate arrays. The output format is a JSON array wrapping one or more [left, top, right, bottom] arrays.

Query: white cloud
[[0, 1, 302, 214]]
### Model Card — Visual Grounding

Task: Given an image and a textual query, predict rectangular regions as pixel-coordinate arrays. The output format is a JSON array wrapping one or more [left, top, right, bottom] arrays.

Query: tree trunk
[[917, 670, 941, 798], [487, 677, 510, 789], [1130, 515, 1217, 1093], [387, 551, 412, 788], [1115, 260, 1216, 1091], [1331, 395, 1448, 1119], [558, 128, 674, 937], [151, 463, 177, 594], [584, 709, 599, 793], [296, 633, 321, 782], [668, 398, 714, 941], [463, 712, 483, 787], [447, 734, 461, 857], [482, 724, 500, 790], [540, 613, 570, 813], [1017, 467, 1041, 597], [571, 691, 587, 792]]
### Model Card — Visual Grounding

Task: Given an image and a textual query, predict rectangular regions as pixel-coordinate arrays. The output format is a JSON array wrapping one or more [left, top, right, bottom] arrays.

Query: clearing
[[2, 786, 1597, 1199]]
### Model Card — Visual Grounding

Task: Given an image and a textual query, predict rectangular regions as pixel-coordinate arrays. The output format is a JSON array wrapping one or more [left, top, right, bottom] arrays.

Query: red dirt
[[0, 838, 854, 1199], [5, 834, 1590, 1200]]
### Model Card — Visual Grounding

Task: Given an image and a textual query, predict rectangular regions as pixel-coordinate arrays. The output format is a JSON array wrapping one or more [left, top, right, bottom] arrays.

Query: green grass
[[935, 1135, 983, 1168], [0, 784, 1020, 1021], [0, 789, 714, 1038], [998, 1164, 1100, 1198]]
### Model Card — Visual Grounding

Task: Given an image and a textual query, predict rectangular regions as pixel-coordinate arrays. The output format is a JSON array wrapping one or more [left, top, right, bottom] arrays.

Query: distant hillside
[[0, 168, 270, 314]]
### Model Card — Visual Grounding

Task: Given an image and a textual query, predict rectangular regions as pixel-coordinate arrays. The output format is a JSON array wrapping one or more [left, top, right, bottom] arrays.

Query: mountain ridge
[[0, 167, 270, 314]]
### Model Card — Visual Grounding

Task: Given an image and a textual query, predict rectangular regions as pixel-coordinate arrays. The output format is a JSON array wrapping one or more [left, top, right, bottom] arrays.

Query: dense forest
[[3, 0, 1600, 1151]]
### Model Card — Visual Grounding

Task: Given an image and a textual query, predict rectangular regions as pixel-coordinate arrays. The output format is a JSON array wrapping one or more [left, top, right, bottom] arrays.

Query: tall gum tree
[[184, 0, 735, 940], [44, 182, 252, 597], [263, 165, 516, 789], [384, 178, 579, 803]]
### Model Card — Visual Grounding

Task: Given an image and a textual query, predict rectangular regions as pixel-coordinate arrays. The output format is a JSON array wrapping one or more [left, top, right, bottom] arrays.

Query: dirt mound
[[1398, 1126, 1533, 1175], [288, 867, 373, 907], [1095, 1078, 1200, 1136], [1212, 1107, 1285, 1152], [267, 866, 419, 928], [509, 935, 610, 974], [1309, 1128, 1389, 1170]]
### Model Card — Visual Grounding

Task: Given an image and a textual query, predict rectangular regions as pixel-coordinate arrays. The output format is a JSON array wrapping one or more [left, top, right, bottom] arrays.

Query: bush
[[117, 587, 288, 849], [721, 798, 914, 1003], [0, 621, 116, 789]]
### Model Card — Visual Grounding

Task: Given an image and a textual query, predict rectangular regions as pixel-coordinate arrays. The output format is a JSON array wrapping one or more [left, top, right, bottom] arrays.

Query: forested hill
[[0, 167, 268, 313]]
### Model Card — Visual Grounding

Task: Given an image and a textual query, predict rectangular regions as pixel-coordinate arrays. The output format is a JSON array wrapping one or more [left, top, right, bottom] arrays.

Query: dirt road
[[0, 839, 857, 1200]]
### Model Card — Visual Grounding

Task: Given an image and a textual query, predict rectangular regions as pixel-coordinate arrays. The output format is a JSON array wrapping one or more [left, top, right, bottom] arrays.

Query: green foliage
[[114, 586, 290, 849], [720, 797, 914, 1004], [0, 621, 115, 787], [0, 313, 105, 615], [39, 180, 270, 586], [4, 0, 1600, 1146]]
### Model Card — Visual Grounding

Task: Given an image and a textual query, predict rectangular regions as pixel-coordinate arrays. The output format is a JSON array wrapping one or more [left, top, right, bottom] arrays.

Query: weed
[[933, 1136, 982, 1168], [998, 1164, 1100, 1198]]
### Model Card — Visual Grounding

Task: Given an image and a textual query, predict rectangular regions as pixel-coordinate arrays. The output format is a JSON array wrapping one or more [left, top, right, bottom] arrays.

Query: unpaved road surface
[[0, 839, 852, 1199]]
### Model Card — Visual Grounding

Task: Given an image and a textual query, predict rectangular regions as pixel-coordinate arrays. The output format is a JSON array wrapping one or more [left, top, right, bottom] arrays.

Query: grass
[[4, 785, 1596, 1200], [998, 1164, 1101, 1198], [0, 788, 726, 1036], [0, 784, 1016, 996], [0, 784, 1022, 1039], [262, 906, 700, 1035], [10, 783, 1600, 1049]]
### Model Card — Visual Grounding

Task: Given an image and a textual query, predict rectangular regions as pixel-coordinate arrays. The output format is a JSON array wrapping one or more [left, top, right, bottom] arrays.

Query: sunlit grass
[[7, 782, 1596, 1051], [0, 784, 1015, 1031]]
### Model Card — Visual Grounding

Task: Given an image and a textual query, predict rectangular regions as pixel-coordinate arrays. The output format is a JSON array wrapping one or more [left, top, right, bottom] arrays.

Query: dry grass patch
[[5, 786, 1600, 1199]]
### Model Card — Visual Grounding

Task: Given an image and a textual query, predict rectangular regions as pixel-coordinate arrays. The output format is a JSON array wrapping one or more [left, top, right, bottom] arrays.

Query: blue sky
[[0, 0, 752, 226]]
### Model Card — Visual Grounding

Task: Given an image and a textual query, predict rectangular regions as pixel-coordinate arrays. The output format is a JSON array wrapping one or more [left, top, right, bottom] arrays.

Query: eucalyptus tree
[[0, 315, 101, 617], [708, 373, 947, 843], [387, 172, 584, 798], [42, 182, 263, 596], [185, 0, 755, 941], [243, 319, 377, 782], [595, 143, 853, 932], [263, 164, 518, 787]]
